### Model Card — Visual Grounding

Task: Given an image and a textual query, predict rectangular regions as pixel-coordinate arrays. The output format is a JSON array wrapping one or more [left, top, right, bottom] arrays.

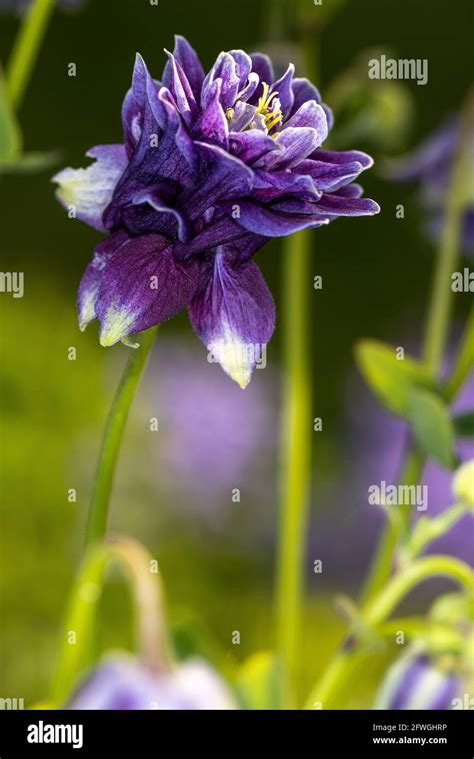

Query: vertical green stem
[[85, 327, 158, 550], [275, 230, 312, 706], [360, 95, 474, 606], [5, 0, 56, 110]]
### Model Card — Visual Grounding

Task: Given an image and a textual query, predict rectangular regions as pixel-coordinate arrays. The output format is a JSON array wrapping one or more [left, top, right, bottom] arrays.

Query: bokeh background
[[0, 0, 472, 707]]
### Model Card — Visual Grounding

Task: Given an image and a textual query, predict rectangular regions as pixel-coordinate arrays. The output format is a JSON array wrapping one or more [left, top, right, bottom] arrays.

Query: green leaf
[[408, 387, 456, 469], [234, 652, 284, 710], [453, 411, 474, 437], [355, 340, 435, 416], [0, 71, 22, 163]]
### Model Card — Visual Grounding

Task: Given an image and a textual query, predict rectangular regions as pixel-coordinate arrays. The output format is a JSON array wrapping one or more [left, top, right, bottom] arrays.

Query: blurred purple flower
[[388, 116, 474, 254], [313, 358, 473, 578], [54, 36, 379, 387], [375, 650, 461, 710], [67, 656, 237, 710], [143, 340, 277, 519]]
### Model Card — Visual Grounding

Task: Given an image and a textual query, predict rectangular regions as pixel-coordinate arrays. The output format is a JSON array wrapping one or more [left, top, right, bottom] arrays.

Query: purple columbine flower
[[66, 655, 237, 710], [388, 116, 474, 254], [53, 36, 379, 387], [375, 650, 461, 710]]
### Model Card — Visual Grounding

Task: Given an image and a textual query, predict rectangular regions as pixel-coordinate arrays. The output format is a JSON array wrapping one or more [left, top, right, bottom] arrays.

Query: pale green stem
[[304, 556, 473, 709], [275, 230, 312, 707], [445, 307, 474, 401], [5, 0, 56, 110], [359, 95, 474, 606], [85, 327, 158, 550], [52, 537, 170, 705]]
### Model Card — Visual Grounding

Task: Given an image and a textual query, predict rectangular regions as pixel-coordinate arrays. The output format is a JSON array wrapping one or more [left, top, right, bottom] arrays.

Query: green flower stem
[[304, 555, 473, 709], [52, 536, 170, 706], [445, 306, 474, 401], [359, 94, 474, 607], [275, 230, 312, 707], [85, 327, 158, 550], [423, 95, 474, 375], [5, 0, 56, 110]]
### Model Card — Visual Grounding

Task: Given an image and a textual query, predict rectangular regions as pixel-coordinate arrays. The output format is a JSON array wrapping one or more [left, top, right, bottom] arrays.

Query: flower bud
[[375, 650, 461, 710], [67, 656, 237, 710]]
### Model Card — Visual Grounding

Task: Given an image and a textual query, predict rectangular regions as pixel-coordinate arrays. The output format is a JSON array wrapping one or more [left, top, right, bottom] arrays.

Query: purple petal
[[298, 158, 367, 192], [225, 199, 327, 236], [78, 230, 130, 330], [271, 64, 295, 117], [96, 235, 199, 346], [169, 36, 205, 100], [53, 145, 128, 232], [313, 192, 380, 216], [290, 77, 322, 112], [250, 53, 274, 89], [283, 100, 328, 132], [202, 52, 240, 111], [313, 148, 374, 169], [270, 127, 325, 169], [229, 129, 281, 165], [189, 249, 274, 388], [162, 50, 197, 126], [196, 79, 228, 148]]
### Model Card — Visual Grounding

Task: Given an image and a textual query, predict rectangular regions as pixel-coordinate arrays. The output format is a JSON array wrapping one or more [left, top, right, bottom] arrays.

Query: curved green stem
[[5, 0, 56, 110], [445, 306, 474, 401], [85, 327, 158, 550], [52, 536, 170, 705], [360, 94, 474, 606], [305, 556, 473, 709], [275, 230, 312, 707]]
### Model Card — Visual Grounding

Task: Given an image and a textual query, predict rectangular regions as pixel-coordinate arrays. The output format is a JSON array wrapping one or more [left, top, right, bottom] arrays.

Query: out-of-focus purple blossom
[[388, 117, 474, 254], [142, 339, 278, 520], [67, 656, 237, 710], [375, 650, 461, 710], [54, 36, 379, 387], [313, 357, 473, 578]]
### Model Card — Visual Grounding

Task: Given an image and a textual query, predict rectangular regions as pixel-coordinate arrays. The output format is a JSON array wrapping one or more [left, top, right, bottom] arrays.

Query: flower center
[[257, 82, 283, 132]]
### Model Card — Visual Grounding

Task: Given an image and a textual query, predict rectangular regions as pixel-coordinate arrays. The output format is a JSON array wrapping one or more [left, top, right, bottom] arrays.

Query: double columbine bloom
[[54, 36, 379, 387]]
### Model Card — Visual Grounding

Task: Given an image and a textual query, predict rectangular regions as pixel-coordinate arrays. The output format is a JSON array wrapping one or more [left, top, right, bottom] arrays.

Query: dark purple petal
[[132, 185, 193, 243], [312, 192, 380, 216], [250, 52, 274, 90], [189, 249, 274, 388], [252, 169, 320, 202], [96, 235, 199, 346], [271, 64, 295, 117], [283, 100, 327, 131], [228, 199, 328, 236], [298, 158, 367, 192], [269, 126, 327, 169], [229, 129, 281, 165], [170, 36, 205, 100], [313, 148, 374, 169], [162, 50, 198, 126], [78, 230, 130, 330], [229, 49, 252, 90], [202, 52, 240, 111], [195, 79, 228, 148]]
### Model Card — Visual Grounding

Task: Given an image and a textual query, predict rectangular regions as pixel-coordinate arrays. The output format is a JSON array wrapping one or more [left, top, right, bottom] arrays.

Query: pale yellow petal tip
[[453, 460, 474, 508], [99, 306, 138, 348], [209, 328, 254, 389]]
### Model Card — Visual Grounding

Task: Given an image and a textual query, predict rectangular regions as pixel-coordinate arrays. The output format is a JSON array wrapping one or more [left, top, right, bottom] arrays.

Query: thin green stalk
[[275, 230, 312, 707], [359, 95, 474, 606], [5, 0, 56, 110], [445, 307, 474, 401], [85, 327, 158, 550], [52, 537, 171, 705], [305, 556, 473, 708]]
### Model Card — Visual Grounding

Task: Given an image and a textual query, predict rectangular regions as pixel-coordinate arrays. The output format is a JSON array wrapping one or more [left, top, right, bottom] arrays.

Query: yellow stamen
[[257, 81, 283, 133]]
